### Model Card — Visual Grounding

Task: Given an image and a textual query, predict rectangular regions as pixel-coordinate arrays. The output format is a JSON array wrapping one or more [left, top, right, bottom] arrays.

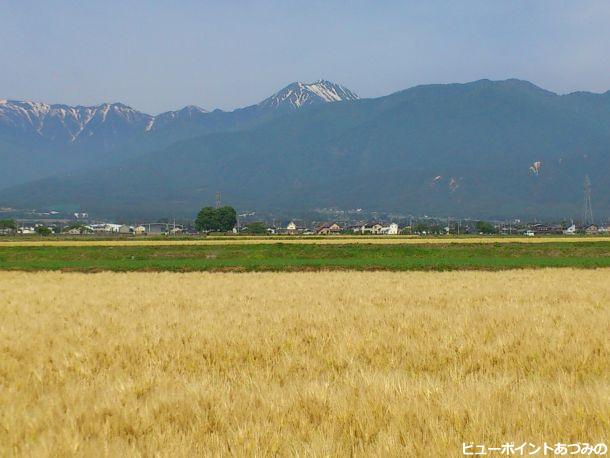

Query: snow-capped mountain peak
[[0, 81, 357, 145], [146, 105, 210, 132], [0, 100, 152, 143], [259, 80, 358, 109], [182, 105, 208, 113]]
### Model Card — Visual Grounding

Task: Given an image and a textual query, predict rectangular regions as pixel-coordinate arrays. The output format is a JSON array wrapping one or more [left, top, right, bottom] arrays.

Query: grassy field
[[2, 235, 610, 247], [1, 269, 608, 456], [0, 240, 609, 271]]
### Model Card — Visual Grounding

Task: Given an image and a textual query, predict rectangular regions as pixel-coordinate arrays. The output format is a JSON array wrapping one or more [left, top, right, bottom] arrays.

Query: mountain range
[[1, 79, 609, 220], [0, 80, 357, 186]]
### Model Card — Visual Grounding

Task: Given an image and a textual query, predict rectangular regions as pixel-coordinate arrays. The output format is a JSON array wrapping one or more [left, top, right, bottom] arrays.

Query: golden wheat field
[[1, 270, 609, 457]]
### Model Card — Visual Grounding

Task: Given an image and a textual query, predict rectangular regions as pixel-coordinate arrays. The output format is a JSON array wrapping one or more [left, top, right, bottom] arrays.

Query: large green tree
[[475, 221, 497, 234], [0, 219, 16, 230], [35, 226, 52, 236], [242, 221, 268, 235], [195, 206, 236, 232], [217, 206, 237, 232]]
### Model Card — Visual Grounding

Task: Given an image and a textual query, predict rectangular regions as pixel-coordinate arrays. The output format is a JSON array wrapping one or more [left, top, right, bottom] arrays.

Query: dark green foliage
[[195, 206, 236, 232], [475, 221, 497, 234], [413, 223, 444, 235], [413, 223, 428, 234], [242, 222, 268, 235], [0, 219, 16, 230], [195, 207, 218, 232], [217, 206, 237, 232], [34, 226, 52, 236]]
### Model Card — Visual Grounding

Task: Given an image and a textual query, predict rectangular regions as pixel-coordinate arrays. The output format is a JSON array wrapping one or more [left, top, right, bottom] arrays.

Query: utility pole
[[583, 175, 593, 226]]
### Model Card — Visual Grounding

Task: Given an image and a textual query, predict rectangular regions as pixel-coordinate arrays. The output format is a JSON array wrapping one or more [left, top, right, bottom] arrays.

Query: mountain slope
[[0, 80, 356, 187], [3, 79, 609, 220], [0, 101, 152, 186], [0, 100, 151, 144]]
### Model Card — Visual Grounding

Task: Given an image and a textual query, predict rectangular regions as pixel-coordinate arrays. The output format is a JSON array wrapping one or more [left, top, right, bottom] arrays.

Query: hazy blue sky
[[2, 0, 610, 113]]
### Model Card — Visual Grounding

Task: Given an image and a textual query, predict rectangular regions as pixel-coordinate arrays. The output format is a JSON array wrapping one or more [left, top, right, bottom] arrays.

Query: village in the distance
[[0, 202, 606, 237]]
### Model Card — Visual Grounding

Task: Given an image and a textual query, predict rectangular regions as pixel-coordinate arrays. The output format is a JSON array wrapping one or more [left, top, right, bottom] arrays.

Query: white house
[[89, 223, 130, 234], [360, 223, 383, 235], [563, 224, 577, 235], [286, 221, 298, 235], [380, 223, 399, 235]]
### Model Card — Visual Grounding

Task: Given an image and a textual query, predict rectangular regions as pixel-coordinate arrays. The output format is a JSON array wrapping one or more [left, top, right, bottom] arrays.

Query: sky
[[2, 0, 610, 114]]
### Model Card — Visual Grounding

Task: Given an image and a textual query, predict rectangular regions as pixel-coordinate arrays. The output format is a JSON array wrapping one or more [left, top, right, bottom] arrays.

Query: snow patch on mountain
[[145, 118, 155, 132], [0, 99, 216, 141], [0, 80, 357, 144], [0, 100, 152, 142], [260, 80, 358, 109], [147, 105, 209, 132]]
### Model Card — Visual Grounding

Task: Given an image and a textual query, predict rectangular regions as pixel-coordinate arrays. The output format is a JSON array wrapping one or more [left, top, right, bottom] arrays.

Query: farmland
[[0, 237, 610, 272], [0, 239, 610, 271], [1, 269, 608, 456]]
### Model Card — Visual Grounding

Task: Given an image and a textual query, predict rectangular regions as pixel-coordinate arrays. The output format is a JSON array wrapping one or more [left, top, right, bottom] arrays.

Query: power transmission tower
[[215, 191, 222, 209], [583, 175, 593, 226]]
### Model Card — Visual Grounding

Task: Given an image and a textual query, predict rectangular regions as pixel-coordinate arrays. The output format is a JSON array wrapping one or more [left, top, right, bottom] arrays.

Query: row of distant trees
[[409, 220, 496, 235], [0, 219, 52, 235]]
